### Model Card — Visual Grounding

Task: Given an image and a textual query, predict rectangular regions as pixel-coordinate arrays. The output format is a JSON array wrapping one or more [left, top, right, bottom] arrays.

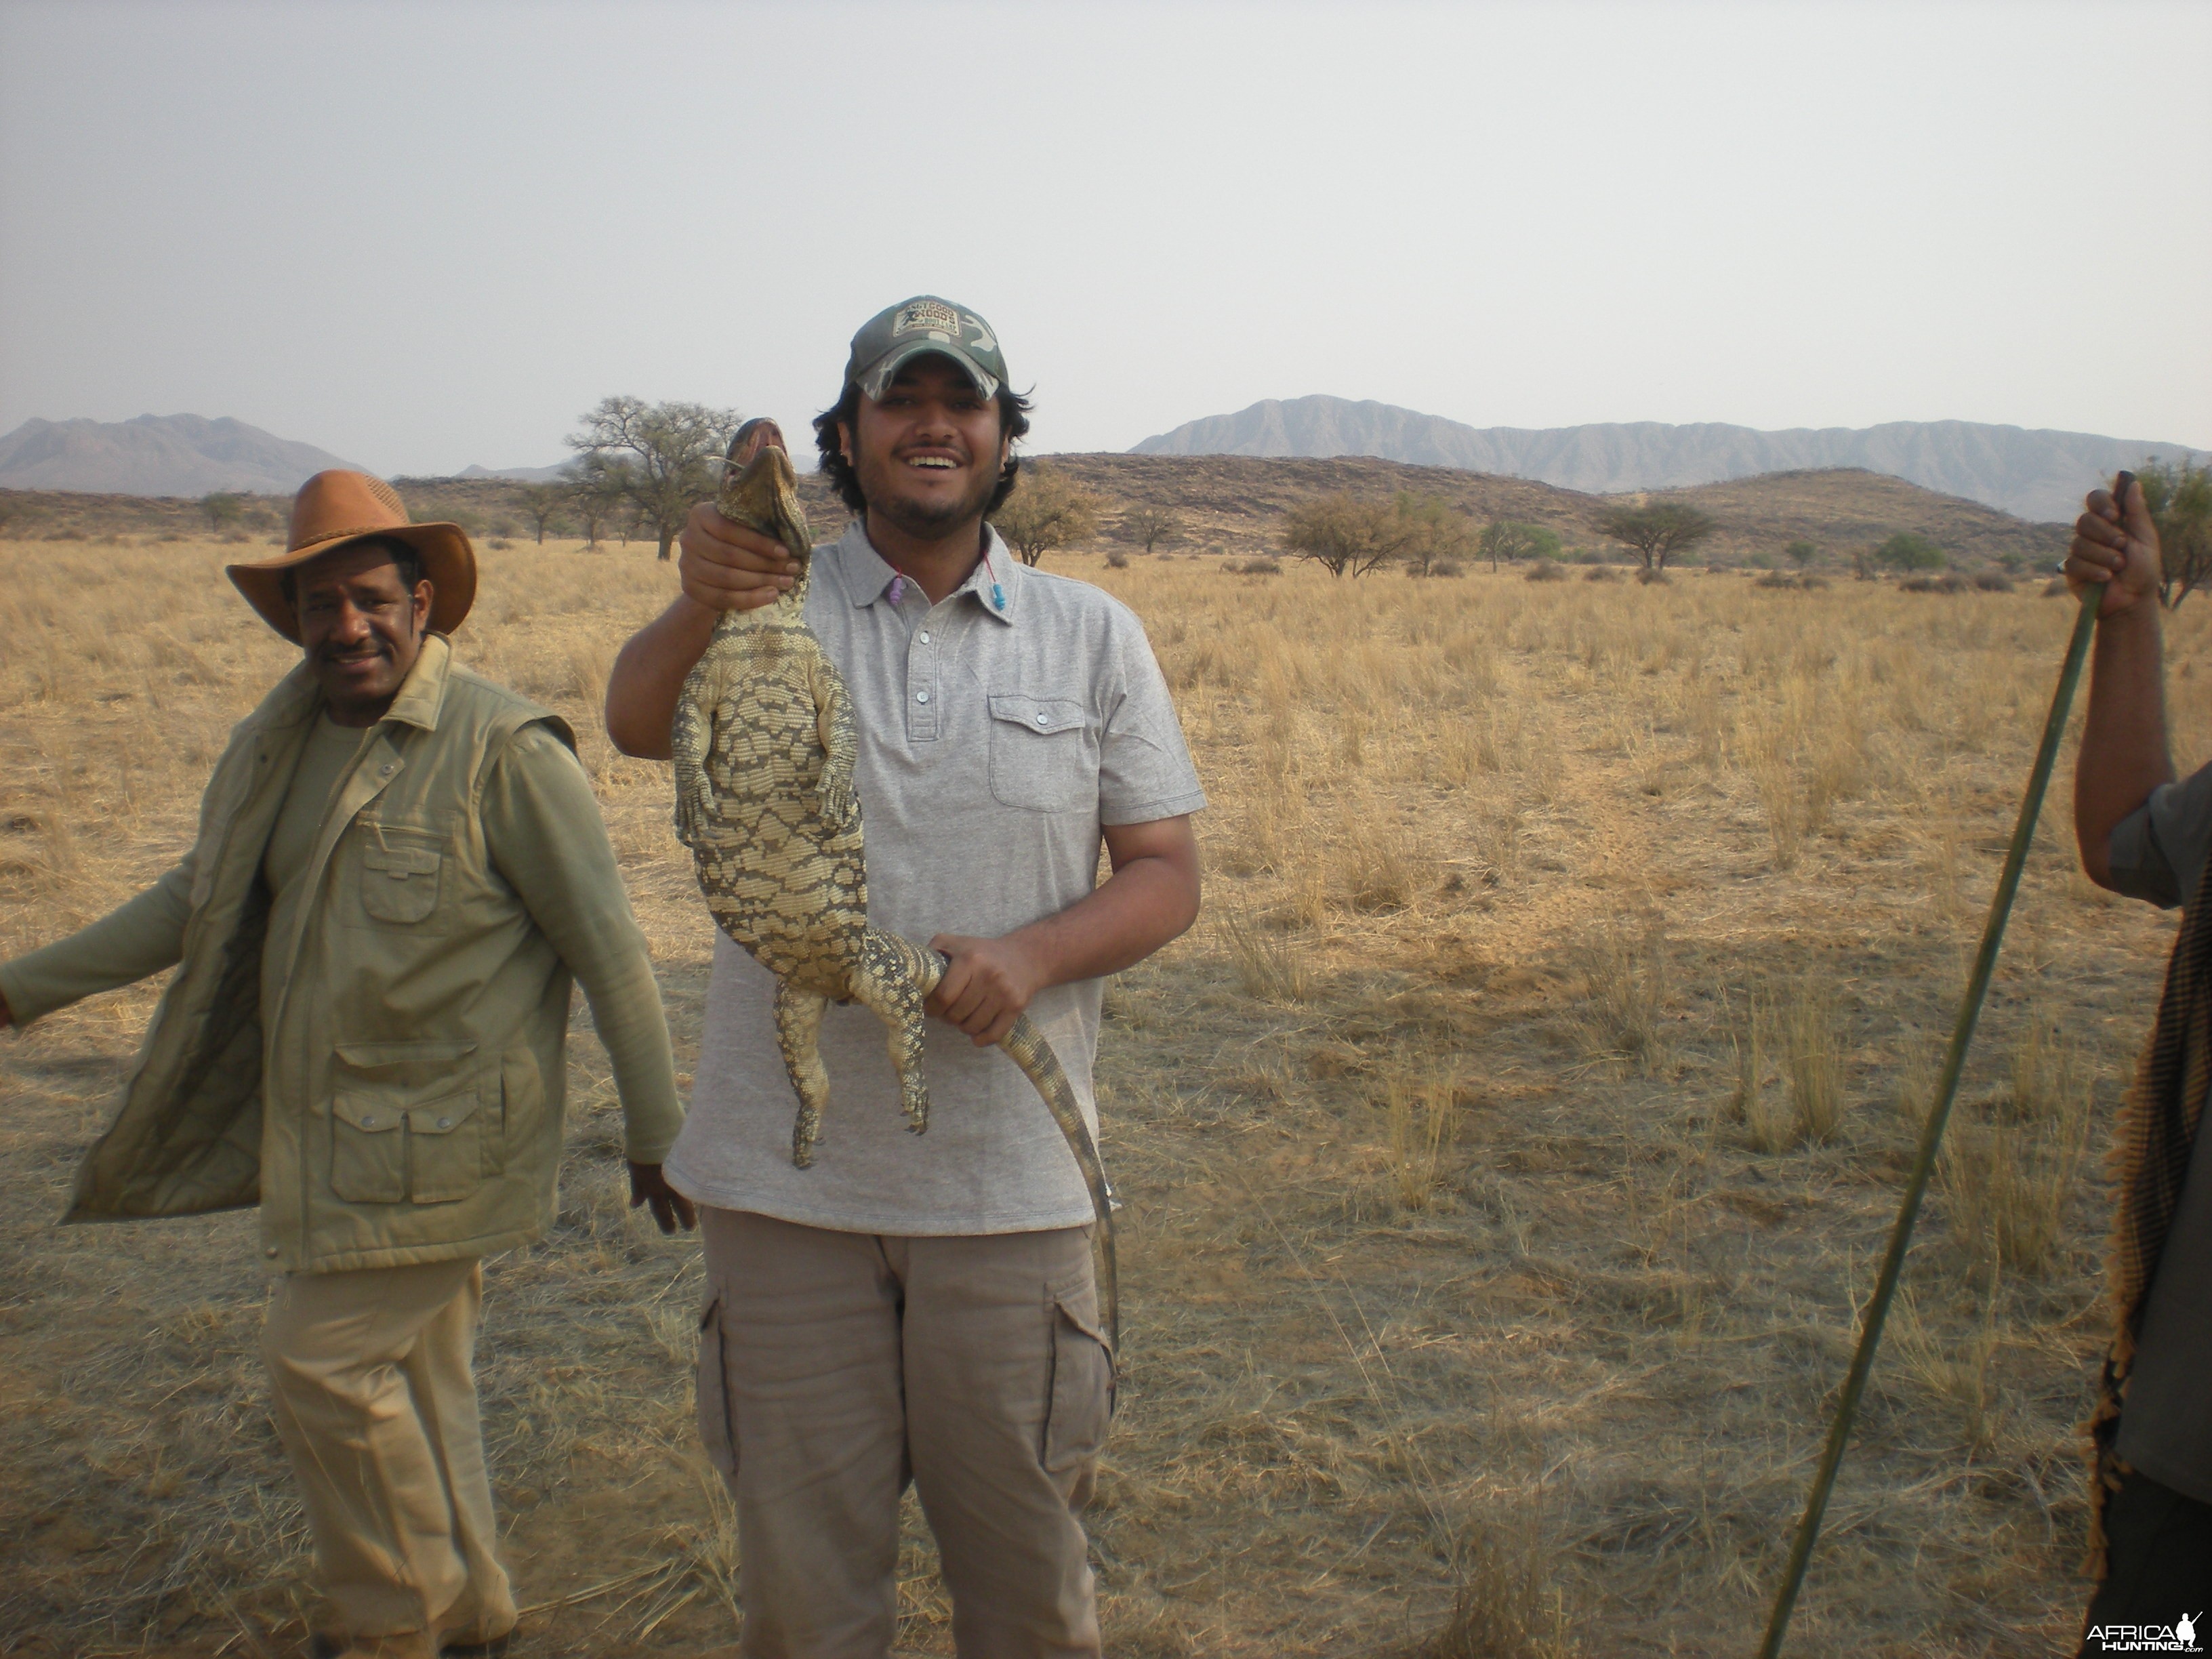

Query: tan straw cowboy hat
[[226, 470, 476, 644]]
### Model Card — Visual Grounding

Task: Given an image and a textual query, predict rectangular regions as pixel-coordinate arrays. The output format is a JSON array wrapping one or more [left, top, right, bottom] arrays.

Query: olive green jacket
[[0, 636, 684, 1272]]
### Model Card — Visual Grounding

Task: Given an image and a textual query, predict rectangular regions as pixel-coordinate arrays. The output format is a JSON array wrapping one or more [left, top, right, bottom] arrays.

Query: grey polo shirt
[[664, 521, 1206, 1235], [2106, 760, 2212, 1504]]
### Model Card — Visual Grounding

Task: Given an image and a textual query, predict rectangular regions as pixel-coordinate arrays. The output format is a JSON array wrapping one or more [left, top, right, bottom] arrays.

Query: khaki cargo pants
[[697, 1208, 1115, 1659], [261, 1256, 516, 1652]]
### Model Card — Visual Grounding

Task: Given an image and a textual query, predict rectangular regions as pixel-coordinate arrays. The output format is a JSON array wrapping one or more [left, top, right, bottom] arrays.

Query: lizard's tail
[[905, 944, 1119, 1355], [1001, 1010, 1119, 1356]]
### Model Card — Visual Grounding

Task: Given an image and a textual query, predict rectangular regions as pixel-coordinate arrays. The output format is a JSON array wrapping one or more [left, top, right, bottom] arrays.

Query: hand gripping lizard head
[[719, 418, 813, 569]]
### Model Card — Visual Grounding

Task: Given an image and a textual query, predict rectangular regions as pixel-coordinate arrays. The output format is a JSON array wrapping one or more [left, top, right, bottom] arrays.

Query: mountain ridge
[[0, 414, 360, 496], [1130, 396, 2209, 523]]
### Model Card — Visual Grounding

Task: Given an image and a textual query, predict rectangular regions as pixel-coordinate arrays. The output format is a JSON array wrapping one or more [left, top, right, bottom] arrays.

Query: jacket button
[[1036, 712, 1048, 725], [381, 764, 395, 776], [265, 1246, 278, 1258], [436, 1117, 451, 1130], [361, 1115, 377, 1128]]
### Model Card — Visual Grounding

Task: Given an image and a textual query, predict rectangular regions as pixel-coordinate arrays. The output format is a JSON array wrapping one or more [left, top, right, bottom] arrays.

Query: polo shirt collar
[[839, 520, 1021, 626]]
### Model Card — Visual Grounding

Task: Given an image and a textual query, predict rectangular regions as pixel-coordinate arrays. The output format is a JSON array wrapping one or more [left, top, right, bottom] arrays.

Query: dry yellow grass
[[2, 535, 2203, 1656]]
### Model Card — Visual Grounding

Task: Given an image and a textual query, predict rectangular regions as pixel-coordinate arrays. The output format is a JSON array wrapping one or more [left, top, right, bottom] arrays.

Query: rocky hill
[[1, 455, 2065, 573], [1042, 453, 2064, 571], [0, 414, 360, 496], [1131, 396, 2207, 524]]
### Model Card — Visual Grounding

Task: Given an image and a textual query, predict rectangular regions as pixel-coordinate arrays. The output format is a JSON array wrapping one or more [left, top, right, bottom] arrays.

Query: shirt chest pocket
[[987, 695, 1097, 815], [356, 830, 445, 925]]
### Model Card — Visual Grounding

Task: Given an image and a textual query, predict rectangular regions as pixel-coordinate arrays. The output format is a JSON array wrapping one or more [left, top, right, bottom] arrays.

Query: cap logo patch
[[894, 300, 961, 339]]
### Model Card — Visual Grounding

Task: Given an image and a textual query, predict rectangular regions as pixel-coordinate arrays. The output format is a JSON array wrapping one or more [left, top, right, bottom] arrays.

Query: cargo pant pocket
[[1042, 1290, 1115, 1486], [696, 1294, 739, 1482]]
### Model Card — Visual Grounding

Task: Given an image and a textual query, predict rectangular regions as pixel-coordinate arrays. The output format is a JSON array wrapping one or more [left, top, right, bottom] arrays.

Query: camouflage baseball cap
[[845, 295, 1007, 402]]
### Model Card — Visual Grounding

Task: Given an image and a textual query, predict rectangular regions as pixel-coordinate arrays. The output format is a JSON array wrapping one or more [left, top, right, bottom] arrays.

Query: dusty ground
[[0, 531, 2196, 1657]]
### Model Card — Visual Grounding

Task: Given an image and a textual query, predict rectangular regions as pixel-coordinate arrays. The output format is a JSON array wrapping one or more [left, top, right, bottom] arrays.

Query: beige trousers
[[697, 1209, 1114, 1659], [261, 1256, 516, 1647]]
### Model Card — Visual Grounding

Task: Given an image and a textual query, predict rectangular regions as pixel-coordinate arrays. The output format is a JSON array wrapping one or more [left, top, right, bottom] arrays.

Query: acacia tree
[[1786, 539, 1818, 567], [1479, 518, 1563, 571], [1395, 493, 1477, 576], [991, 462, 1102, 567], [1122, 504, 1178, 554], [1597, 502, 1718, 572], [567, 396, 743, 560], [2140, 457, 2212, 609], [515, 482, 571, 544], [1282, 493, 1422, 577], [200, 491, 244, 533]]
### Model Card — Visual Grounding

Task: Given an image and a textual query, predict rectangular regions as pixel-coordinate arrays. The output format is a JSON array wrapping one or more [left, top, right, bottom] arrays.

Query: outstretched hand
[[628, 1162, 697, 1234], [2066, 476, 2163, 617]]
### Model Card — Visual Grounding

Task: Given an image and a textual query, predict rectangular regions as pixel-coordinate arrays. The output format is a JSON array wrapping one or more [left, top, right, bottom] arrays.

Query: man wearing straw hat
[[0, 470, 691, 1658], [2067, 475, 2212, 1635]]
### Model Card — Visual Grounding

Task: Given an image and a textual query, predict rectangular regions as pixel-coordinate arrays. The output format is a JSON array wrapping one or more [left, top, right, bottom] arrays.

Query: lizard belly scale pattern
[[668, 423, 1118, 1347]]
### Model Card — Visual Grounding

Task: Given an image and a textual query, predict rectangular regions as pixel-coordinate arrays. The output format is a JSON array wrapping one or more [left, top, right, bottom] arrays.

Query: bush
[[1972, 570, 2012, 592], [1229, 557, 1282, 577], [1525, 560, 1565, 583], [1756, 571, 1797, 590], [1584, 565, 1619, 583], [1875, 531, 1946, 572], [1636, 567, 1672, 586], [1105, 551, 1129, 569], [1901, 573, 1969, 594]]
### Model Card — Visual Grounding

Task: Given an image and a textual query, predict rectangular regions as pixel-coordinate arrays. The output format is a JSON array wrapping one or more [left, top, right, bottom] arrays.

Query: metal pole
[[1754, 491, 2116, 1656]]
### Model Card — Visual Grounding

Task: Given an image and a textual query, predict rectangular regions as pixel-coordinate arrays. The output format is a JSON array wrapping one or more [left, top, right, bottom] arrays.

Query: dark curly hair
[[812, 377, 1034, 518]]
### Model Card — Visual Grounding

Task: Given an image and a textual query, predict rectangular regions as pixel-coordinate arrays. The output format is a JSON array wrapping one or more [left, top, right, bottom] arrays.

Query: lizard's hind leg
[[772, 980, 834, 1167], [849, 929, 942, 1134]]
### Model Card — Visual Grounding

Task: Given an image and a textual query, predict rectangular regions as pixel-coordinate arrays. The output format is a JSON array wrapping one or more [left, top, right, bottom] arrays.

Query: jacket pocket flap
[[332, 1092, 406, 1133], [335, 1040, 480, 1076], [987, 695, 1086, 736], [362, 846, 441, 877], [403, 1092, 480, 1136]]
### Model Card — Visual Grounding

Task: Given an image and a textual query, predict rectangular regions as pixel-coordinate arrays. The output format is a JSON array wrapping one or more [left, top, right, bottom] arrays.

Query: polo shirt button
[[916, 691, 930, 704], [1036, 712, 1048, 725], [919, 630, 931, 644]]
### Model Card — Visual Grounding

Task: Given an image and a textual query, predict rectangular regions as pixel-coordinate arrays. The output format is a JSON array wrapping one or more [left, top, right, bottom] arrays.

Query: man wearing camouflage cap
[[0, 470, 691, 1658], [607, 298, 1206, 1656]]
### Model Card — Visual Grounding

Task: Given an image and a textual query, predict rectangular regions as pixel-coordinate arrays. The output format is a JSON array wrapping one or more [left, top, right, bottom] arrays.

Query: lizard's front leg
[[809, 648, 861, 830]]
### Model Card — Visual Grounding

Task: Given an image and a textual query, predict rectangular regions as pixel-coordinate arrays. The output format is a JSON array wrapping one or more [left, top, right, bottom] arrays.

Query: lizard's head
[[720, 417, 813, 567]]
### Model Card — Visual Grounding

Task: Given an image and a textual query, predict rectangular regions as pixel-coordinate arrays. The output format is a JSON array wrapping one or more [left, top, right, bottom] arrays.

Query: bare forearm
[[605, 596, 719, 759], [1012, 853, 1200, 992], [2076, 605, 2173, 886]]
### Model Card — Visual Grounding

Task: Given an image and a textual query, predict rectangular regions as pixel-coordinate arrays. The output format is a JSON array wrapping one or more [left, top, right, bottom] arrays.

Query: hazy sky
[[2, 0, 2207, 476]]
